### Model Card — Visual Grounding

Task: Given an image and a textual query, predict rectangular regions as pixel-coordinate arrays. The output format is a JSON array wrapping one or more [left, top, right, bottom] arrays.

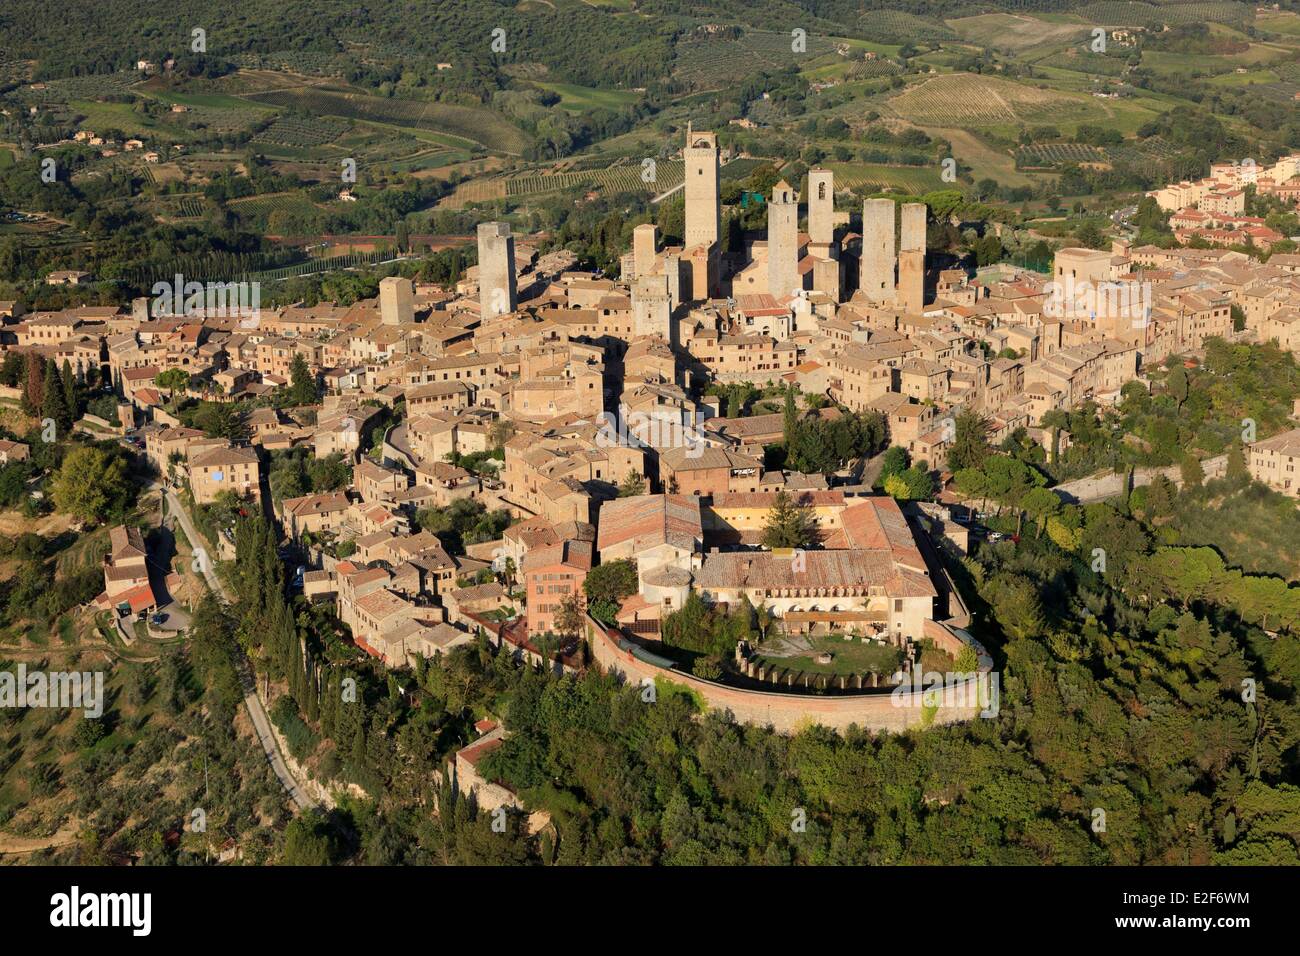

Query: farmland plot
[[241, 86, 529, 154], [880, 74, 1099, 127]]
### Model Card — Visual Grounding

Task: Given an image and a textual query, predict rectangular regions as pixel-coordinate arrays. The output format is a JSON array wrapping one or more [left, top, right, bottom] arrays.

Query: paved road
[[165, 488, 315, 811]]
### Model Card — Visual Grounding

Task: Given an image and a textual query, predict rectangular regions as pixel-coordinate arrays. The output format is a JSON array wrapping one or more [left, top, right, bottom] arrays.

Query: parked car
[[149, 612, 167, 625]]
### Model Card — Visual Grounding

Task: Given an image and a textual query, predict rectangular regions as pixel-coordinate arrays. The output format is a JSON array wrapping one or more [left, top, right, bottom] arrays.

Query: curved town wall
[[586, 618, 993, 734]]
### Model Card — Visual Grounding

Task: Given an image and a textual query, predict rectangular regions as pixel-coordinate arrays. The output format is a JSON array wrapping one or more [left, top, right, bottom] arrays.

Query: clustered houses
[[16, 130, 1300, 678], [1147, 154, 1300, 250]]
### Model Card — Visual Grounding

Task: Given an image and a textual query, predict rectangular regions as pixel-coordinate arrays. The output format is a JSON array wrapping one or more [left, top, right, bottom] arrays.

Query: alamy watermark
[[151, 273, 261, 326], [1, 663, 104, 718], [1043, 276, 1151, 328], [596, 404, 708, 458], [890, 668, 1000, 718]]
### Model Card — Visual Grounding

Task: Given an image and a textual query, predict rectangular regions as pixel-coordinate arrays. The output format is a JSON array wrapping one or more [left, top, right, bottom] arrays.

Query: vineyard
[[251, 115, 351, 149], [248, 249, 397, 283], [226, 191, 322, 220], [1076, 1, 1253, 26], [444, 155, 767, 210], [880, 74, 1099, 127], [1103, 135, 1186, 174], [169, 105, 266, 134], [1253, 81, 1300, 104], [171, 196, 205, 218], [855, 10, 956, 44], [1015, 143, 1110, 169], [673, 31, 840, 88], [827, 163, 945, 195], [232, 51, 350, 76], [388, 147, 473, 173], [241, 86, 530, 154], [16, 72, 140, 104], [441, 178, 508, 209], [720, 158, 770, 183], [505, 160, 685, 198], [847, 58, 903, 79]]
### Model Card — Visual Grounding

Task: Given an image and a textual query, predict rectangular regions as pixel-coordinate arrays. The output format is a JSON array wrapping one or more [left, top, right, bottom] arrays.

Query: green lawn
[[754, 633, 903, 678], [68, 99, 160, 137], [532, 81, 641, 112]]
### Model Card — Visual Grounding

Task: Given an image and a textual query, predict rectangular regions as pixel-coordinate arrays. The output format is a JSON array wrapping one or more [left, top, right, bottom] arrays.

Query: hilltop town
[[3, 134, 1299, 659], [1, 128, 1297, 749], [2, 1, 1300, 874]]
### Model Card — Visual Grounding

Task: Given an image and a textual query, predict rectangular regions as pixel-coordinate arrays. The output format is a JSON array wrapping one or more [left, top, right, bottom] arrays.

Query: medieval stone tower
[[477, 221, 517, 317], [632, 223, 657, 280], [683, 124, 720, 251], [807, 168, 840, 299], [379, 275, 414, 326], [632, 273, 673, 344], [898, 203, 927, 315], [767, 179, 800, 301], [860, 198, 896, 306], [808, 168, 834, 250]]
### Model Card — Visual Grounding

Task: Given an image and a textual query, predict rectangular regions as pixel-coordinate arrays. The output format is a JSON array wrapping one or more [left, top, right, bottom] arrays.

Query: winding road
[[164, 488, 315, 812]]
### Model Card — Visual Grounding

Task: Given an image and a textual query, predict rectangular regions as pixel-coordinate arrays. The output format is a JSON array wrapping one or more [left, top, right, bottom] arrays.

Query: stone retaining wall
[[586, 617, 993, 734]]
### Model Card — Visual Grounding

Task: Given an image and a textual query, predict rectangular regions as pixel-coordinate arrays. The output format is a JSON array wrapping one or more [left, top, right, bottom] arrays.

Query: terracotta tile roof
[[595, 494, 702, 553]]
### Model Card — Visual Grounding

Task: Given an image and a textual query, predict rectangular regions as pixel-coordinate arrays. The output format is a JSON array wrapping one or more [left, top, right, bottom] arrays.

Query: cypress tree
[[61, 358, 77, 420], [23, 354, 43, 414], [41, 359, 71, 434]]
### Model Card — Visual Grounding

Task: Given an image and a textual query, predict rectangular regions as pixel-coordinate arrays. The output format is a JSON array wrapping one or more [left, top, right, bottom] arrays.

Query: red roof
[[117, 582, 157, 613], [458, 736, 503, 767]]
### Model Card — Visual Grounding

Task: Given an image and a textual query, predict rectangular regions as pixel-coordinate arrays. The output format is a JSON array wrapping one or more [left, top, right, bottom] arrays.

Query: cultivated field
[[826, 162, 945, 195], [673, 30, 840, 88], [880, 73, 1100, 128], [505, 159, 685, 198], [251, 115, 351, 149], [1076, 0, 1253, 27], [1016, 143, 1110, 169], [241, 86, 530, 154], [946, 13, 1092, 52]]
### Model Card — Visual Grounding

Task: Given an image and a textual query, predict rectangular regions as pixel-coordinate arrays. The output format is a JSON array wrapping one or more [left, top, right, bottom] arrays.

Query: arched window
[[818, 183, 827, 201]]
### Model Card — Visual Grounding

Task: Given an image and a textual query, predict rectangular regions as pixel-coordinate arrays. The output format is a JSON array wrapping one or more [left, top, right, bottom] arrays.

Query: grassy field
[[1257, 11, 1300, 37], [66, 100, 159, 138], [945, 13, 1091, 53], [532, 81, 641, 112], [929, 127, 1038, 188], [754, 633, 903, 679]]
